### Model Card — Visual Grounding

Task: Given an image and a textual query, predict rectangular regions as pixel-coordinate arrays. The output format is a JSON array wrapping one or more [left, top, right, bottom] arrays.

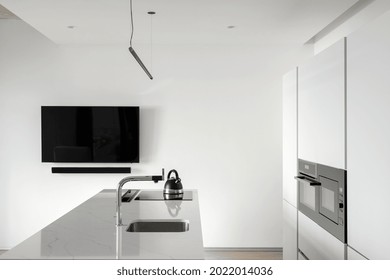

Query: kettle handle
[[167, 169, 179, 180]]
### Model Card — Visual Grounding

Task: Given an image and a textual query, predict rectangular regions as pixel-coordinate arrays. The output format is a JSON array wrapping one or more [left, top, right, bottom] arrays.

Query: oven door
[[318, 176, 339, 223], [296, 175, 321, 221]]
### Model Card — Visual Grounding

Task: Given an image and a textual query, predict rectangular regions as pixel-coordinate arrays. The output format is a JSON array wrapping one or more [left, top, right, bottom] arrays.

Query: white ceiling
[[0, 0, 359, 45]]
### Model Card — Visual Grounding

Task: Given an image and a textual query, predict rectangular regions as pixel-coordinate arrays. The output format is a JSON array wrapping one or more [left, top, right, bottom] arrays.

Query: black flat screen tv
[[41, 106, 139, 163]]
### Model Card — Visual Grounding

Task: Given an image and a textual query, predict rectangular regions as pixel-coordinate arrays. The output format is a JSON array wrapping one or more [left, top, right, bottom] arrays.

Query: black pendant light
[[128, 0, 153, 80]]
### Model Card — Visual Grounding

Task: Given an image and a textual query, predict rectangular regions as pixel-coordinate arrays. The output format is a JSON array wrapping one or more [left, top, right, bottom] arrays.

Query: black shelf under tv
[[51, 167, 131, 174]]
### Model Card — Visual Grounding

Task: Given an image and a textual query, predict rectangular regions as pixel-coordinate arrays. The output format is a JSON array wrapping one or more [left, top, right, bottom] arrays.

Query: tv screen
[[41, 106, 139, 163]]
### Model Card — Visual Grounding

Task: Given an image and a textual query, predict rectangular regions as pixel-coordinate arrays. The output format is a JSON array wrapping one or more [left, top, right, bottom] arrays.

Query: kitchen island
[[0, 189, 204, 259]]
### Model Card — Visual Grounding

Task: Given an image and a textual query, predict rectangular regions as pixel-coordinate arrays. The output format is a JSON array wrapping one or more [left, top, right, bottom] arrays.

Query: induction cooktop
[[135, 190, 193, 201]]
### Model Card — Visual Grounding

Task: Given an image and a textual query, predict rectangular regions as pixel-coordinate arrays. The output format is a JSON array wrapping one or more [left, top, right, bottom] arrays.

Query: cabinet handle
[[294, 176, 321, 186]]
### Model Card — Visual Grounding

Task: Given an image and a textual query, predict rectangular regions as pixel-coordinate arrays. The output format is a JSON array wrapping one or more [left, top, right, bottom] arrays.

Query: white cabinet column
[[298, 38, 346, 169], [347, 10, 390, 260], [282, 68, 298, 259], [283, 68, 298, 207]]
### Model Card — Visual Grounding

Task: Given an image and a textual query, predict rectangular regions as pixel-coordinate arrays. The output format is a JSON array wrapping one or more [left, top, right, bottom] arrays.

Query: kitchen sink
[[126, 219, 189, 232]]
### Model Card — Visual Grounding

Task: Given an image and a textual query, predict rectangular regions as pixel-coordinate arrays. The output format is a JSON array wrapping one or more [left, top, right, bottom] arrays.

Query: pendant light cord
[[129, 0, 134, 47], [150, 12, 153, 73], [127, 1, 154, 80]]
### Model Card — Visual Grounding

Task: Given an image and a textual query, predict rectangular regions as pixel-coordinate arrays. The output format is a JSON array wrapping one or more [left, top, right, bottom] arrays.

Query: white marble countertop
[[0, 189, 204, 259]]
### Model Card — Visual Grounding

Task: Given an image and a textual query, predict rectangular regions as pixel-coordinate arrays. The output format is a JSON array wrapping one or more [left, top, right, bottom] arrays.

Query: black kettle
[[164, 169, 183, 194]]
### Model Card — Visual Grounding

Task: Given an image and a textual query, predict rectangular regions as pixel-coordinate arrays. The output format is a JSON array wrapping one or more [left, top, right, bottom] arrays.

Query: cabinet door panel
[[347, 246, 368, 260], [298, 212, 345, 260], [347, 10, 390, 260], [298, 39, 345, 169], [283, 200, 297, 260], [283, 68, 298, 207]]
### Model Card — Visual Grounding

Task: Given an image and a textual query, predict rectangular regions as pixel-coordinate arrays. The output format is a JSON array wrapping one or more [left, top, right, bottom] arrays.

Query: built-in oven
[[295, 159, 346, 243]]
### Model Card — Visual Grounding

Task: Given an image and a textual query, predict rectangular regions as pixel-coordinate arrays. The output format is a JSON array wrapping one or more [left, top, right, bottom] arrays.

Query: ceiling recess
[[0, 4, 19, 19]]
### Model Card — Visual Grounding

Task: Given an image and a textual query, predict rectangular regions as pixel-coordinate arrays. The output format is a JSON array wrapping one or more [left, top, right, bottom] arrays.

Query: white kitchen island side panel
[[347, 9, 390, 260], [298, 38, 346, 169]]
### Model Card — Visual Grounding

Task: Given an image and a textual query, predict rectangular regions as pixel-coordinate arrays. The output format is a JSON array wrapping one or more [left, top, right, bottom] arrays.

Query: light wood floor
[[204, 248, 282, 260], [0, 249, 283, 259]]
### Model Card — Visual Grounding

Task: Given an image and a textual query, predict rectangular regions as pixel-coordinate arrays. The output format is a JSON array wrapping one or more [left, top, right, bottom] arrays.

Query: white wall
[[313, 0, 390, 54], [0, 19, 311, 249]]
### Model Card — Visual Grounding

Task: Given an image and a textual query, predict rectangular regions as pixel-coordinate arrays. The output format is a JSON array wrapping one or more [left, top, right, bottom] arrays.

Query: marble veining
[[0, 189, 204, 259]]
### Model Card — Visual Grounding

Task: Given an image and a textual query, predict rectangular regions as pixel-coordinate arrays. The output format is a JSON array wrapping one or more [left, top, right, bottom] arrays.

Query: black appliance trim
[[51, 167, 131, 174]]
